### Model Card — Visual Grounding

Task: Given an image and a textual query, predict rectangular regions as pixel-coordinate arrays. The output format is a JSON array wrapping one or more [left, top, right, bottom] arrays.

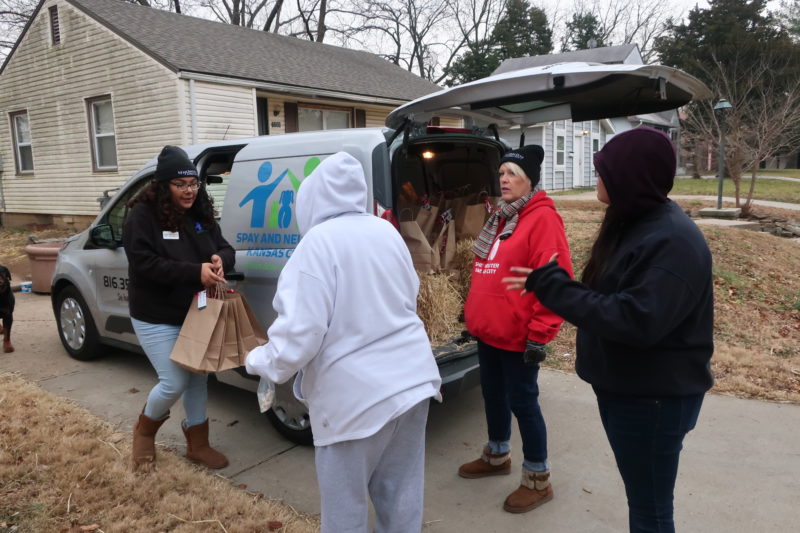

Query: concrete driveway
[[2, 292, 799, 532]]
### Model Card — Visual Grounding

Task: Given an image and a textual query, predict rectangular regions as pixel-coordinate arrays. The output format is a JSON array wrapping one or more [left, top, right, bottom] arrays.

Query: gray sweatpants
[[314, 399, 430, 533]]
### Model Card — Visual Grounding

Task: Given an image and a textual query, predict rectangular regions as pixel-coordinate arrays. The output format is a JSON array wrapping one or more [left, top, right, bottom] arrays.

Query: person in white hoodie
[[245, 151, 442, 533]]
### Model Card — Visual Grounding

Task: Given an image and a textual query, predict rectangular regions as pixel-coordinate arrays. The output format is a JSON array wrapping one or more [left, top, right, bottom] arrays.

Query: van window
[[195, 145, 247, 218], [106, 177, 150, 241]]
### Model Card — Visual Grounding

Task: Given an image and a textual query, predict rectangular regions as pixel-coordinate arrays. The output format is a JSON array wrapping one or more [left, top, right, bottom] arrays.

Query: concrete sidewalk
[[2, 293, 799, 532]]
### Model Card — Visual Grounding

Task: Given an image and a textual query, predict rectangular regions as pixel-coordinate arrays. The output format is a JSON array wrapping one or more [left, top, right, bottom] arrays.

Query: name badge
[[162, 231, 179, 240]]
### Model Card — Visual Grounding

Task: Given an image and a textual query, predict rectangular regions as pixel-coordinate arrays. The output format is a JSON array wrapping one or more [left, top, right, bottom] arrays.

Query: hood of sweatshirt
[[296, 152, 368, 236], [593, 126, 676, 218]]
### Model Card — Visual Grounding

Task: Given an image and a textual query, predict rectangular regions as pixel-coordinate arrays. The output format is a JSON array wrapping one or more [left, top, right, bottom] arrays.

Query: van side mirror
[[90, 224, 119, 249]]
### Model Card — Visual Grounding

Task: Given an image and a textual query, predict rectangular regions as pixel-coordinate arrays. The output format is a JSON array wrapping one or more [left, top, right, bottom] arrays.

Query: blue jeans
[[596, 392, 704, 533], [132, 318, 208, 426], [478, 340, 548, 471]]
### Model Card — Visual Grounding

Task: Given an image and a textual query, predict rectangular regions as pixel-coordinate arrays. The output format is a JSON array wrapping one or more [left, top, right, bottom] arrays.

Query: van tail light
[[374, 199, 400, 230]]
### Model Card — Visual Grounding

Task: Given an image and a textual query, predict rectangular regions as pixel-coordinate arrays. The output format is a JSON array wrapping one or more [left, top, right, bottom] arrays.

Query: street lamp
[[713, 98, 733, 209]]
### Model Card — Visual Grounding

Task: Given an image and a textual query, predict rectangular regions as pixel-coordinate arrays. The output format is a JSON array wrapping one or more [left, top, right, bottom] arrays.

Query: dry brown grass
[[548, 198, 800, 403], [0, 227, 77, 279], [0, 372, 319, 533]]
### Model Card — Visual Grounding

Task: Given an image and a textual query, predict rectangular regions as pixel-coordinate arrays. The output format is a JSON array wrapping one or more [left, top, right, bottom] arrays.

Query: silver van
[[51, 62, 709, 444]]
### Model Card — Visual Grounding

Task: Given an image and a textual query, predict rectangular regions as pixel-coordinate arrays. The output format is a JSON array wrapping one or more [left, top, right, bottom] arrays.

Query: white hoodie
[[245, 152, 442, 446]]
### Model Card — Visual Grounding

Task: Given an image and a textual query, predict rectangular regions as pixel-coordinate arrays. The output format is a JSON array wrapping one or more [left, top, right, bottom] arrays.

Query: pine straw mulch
[[0, 372, 319, 533], [417, 199, 800, 404]]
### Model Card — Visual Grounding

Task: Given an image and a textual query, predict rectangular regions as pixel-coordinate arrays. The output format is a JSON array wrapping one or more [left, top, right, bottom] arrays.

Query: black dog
[[0, 266, 14, 353]]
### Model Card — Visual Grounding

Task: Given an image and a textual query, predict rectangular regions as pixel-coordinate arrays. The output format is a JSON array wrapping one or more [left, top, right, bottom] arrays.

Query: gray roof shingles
[[67, 0, 440, 101]]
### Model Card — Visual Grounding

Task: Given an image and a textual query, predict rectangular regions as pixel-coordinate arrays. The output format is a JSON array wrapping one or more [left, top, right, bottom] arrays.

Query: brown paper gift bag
[[416, 203, 439, 240], [432, 216, 456, 270], [230, 292, 268, 366], [171, 288, 268, 374], [456, 203, 489, 240], [170, 292, 225, 374], [400, 219, 437, 272]]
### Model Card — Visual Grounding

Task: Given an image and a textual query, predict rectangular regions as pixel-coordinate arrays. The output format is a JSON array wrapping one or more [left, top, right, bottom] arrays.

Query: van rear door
[[386, 62, 711, 129]]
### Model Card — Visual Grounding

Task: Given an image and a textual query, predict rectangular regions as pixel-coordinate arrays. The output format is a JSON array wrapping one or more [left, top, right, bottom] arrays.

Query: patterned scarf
[[472, 191, 535, 259]]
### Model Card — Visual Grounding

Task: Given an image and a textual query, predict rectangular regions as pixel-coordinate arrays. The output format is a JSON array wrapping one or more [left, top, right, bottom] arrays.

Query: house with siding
[[493, 44, 680, 190], [0, 0, 443, 227]]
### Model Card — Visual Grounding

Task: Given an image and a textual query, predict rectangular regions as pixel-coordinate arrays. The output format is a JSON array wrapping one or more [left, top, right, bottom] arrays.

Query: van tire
[[265, 378, 313, 445], [56, 286, 102, 361]]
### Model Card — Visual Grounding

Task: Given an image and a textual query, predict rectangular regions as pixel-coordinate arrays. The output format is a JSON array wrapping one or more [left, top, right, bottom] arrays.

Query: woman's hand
[[501, 253, 560, 294], [200, 261, 225, 287], [210, 254, 224, 276]]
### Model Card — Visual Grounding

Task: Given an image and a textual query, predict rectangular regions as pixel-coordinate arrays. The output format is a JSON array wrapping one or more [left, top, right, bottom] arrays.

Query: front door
[[573, 133, 585, 188]]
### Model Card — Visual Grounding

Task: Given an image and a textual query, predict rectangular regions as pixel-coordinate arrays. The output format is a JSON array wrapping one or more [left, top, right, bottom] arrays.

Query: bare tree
[[0, 0, 37, 57], [561, 0, 673, 61], [341, 0, 450, 79], [683, 48, 800, 214]]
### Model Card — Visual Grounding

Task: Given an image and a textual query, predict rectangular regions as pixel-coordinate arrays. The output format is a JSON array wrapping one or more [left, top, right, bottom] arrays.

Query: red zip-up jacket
[[464, 191, 573, 352]]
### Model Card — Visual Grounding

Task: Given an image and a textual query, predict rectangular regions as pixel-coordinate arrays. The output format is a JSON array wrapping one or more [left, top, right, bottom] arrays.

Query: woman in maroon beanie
[[505, 127, 714, 533]]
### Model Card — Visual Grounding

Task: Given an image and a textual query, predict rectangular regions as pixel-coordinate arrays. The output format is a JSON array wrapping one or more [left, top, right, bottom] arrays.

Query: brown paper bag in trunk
[[416, 203, 439, 240], [400, 220, 437, 272], [432, 216, 456, 270], [456, 203, 489, 240]]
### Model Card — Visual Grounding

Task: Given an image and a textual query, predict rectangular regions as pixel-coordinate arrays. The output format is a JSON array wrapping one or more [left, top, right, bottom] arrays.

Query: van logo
[[239, 157, 322, 229]]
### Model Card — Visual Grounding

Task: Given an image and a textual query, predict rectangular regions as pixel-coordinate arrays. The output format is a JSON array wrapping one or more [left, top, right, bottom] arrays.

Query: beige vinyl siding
[[262, 94, 286, 135], [0, 0, 181, 217], [186, 80, 257, 142], [253, 92, 395, 132]]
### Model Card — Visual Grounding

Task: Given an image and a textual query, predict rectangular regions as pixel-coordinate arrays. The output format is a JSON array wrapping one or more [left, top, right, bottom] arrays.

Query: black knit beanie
[[155, 145, 198, 182], [500, 145, 545, 187]]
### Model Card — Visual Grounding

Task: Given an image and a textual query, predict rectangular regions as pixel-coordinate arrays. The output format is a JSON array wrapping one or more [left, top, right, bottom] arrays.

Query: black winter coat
[[529, 201, 714, 397], [123, 203, 235, 326]]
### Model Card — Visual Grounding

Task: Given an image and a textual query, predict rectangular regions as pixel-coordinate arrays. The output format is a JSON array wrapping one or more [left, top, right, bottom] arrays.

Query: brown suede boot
[[503, 470, 554, 513], [131, 412, 169, 472], [458, 446, 511, 478], [183, 419, 229, 469]]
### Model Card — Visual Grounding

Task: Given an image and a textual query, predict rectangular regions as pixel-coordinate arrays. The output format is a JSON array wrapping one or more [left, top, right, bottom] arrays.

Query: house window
[[556, 135, 565, 166], [87, 96, 118, 170], [49, 6, 61, 45], [593, 139, 600, 153], [298, 104, 351, 132], [10, 111, 34, 173]]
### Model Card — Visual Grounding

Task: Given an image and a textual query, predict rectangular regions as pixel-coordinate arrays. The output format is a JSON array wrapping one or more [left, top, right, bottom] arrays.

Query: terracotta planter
[[24, 241, 63, 294]]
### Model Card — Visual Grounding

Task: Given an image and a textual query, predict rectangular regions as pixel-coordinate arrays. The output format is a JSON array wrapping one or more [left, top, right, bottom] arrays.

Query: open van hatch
[[386, 62, 712, 129]]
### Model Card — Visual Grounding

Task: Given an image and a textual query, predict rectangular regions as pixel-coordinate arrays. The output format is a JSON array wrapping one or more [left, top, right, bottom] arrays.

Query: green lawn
[[757, 169, 800, 179], [671, 177, 800, 203]]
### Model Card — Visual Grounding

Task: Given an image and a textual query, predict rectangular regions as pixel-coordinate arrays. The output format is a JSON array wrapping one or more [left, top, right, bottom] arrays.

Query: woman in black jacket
[[504, 127, 713, 533], [123, 146, 235, 471]]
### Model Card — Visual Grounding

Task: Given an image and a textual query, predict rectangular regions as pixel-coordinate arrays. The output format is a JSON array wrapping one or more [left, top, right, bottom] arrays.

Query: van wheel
[[266, 378, 313, 445], [56, 286, 102, 361]]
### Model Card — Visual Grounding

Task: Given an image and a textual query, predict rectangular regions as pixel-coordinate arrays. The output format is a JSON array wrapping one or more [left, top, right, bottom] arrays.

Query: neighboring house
[[0, 0, 443, 227], [493, 44, 681, 190]]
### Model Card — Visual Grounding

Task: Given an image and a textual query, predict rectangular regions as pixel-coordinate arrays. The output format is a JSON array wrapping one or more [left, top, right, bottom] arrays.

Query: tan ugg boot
[[503, 470, 554, 513], [131, 411, 169, 472], [183, 419, 229, 469], [458, 446, 511, 478]]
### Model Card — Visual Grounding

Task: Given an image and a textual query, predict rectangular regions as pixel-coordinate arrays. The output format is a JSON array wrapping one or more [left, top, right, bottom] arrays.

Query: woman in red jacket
[[459, 145, 573, 514]]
